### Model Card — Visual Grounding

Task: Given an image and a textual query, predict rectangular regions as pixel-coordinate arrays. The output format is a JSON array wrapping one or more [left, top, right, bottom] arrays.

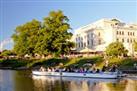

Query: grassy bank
[[0, 56, 137, 70]]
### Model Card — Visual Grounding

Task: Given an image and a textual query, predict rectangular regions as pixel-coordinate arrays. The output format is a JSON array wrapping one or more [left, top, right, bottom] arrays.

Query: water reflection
[[0, 70, 14, 91], [32, 76, 137, 91], [32, 76, 118, 91], [0, 70, 137, 91], [124, 79, 137, 91], [13, 70, 34, 91]]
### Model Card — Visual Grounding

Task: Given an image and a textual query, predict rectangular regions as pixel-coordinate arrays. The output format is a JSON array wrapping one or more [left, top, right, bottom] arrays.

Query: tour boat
[[32, 71, 120, 79]]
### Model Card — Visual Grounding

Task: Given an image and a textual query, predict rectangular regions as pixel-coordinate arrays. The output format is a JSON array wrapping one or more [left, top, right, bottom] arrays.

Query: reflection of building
[[124, 79, 137, 91], [72, 18, 137, 55]]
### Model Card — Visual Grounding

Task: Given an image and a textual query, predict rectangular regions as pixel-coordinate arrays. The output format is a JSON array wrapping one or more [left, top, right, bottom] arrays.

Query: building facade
[[72, 19, 137, 56]]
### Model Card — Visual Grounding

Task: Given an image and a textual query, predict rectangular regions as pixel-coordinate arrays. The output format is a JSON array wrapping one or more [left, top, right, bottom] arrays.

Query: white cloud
[[0, 38, 13, 51]]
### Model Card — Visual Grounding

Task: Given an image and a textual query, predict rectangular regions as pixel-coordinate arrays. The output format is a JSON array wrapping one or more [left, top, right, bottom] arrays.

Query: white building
[[72, 18, 137, 56]]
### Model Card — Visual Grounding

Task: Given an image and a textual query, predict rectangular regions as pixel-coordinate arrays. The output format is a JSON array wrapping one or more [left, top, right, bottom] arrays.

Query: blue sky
[[0, 0, 137, 50]]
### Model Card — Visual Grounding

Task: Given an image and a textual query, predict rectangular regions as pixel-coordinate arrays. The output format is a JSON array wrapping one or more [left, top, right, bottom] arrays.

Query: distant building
[[71, 18, 137, 56]]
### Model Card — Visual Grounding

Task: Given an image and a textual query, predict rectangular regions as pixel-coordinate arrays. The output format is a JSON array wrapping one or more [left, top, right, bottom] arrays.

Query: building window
[[130, 39, 132, 43], [76, 43, 78, 48], [128, 32, 129, 35], [79, 43, 80, 48], [81, 42, 83, 47], [116, 38, 119, 42], [122, 31, 124, 35], [91, 33, 93, 38], [115, 23, 118, 25], [98, 39, 101, 45], [117, 31, 119, 35], [76, 38, 77, 41], [130, 32, 132, 36], [87, 40, 89, 45], [87, 34, 89, 38], [91, 39, 93, 46], [122, 39, 124, 42], [127, 38, 129, 43], [119, 31, 121, 35], [133, 32, 135, 36]]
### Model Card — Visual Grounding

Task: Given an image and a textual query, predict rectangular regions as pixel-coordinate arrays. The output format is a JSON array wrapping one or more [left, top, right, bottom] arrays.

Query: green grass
[[27, 58, 68, 68], [65, 56, 103, 67], [0, 56, 137, 70], [27, 56, 103, 68], [106, 57, 137, 70]]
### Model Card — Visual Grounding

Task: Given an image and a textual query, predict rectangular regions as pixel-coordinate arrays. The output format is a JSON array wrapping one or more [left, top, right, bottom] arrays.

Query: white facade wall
[[72, 18, 137, 56]]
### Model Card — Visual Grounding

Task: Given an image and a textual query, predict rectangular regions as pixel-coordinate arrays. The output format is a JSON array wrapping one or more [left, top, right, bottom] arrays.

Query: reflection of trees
[[82, 81, 89, 91], [31, 75, 137, 91], [106, 79, 137, 91], [91, 82, 110, 91], [69, 79, 111, 91], [69, 80, 90, 91], [14, 70, 35, 91], [69, 81, 80, 91], [3, 70, 137, 91], [33, 77, 69, 91]]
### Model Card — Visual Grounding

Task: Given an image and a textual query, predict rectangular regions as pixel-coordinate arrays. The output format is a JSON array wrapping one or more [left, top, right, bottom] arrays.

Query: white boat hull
[[32, 71, 119, 79]]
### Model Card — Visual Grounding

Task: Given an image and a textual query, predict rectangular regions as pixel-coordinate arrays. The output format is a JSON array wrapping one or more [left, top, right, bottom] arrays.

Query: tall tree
[[105, 42, 128, 57], [12, 10, 74, 57], [35, 10, 74, 56], [0, 50, 16, 57], [12, 19, 41, 56]]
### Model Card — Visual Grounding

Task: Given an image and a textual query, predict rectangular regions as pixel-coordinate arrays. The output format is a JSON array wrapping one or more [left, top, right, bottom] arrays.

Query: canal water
[[0, 70, 137, 91]]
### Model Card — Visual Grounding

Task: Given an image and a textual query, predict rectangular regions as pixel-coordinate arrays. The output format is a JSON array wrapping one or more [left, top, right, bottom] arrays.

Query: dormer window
[[130, 26, 133, 28], [115, 23, 118, 25]]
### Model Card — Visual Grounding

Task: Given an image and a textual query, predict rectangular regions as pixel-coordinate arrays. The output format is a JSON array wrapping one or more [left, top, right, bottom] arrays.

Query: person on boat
[[110, 64, 118, 72], [47, 67, 52, 72], [96, 68, 100, 73], [102, 65, 108, 72], [87, 66, 93, 73], [134, 63, 137, 70], [62, 67, 67, 72], [83, 67, 87, 73], [39, 66, 45, 72], [105, 60, 109, 67], [79, 67, 84, 73], [74, 68, 79, 73], [91, 64, 97, 73], [92, 68, 97, 73], [51, 67, 55, 72]]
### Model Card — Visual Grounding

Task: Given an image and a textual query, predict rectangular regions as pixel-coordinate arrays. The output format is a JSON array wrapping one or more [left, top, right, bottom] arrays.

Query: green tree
[[37, 10, 74, 56], [105, 42, 128, 57], [0, 50, 16, 57], [12, 10, 74, 57], [12, 19, 41, 57]]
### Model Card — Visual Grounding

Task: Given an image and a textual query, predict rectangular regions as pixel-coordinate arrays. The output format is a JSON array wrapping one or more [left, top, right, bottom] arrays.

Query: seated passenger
[[39, 66, 45, 72], [87, 67, 93, 73], [102, 65, 107, 72], [62, 67, 66, 72], [92, 68, 96, 73], [79, 67, 84, 73], [51, 67, 55, 72], [96, 69, 100, 73], [47, 67, 51, 72], [110, 64, 118, 72], [84, 68, 87, 73]]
